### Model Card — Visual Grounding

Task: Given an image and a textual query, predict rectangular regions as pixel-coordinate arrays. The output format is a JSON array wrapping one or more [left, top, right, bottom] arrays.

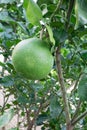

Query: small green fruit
[[12, 38, 54, 80]]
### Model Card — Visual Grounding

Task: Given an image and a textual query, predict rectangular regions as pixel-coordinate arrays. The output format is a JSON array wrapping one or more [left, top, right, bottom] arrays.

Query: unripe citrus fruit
[[12, 38, 54, 80]]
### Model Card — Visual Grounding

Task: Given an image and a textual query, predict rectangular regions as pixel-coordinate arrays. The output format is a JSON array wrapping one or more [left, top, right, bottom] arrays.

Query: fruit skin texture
[[12, 38, 54, 80]]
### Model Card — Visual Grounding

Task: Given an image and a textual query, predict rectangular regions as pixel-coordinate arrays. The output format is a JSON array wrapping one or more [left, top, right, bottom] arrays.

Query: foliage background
[[0, 0, 87, 130]]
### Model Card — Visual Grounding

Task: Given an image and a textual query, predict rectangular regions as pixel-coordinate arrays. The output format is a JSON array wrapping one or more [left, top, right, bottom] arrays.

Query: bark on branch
[[72, 110, 87, 126], [65, 0, 75, 30], [56, 47, 72, 129]]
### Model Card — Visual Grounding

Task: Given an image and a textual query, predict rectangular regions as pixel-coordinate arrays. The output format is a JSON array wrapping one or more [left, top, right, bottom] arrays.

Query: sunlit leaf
[[46, 25, 55, 45], [0, 61, 5, 67], [24, 0, 42, 25]]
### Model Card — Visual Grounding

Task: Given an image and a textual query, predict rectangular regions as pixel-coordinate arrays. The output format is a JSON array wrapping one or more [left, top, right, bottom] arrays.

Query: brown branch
[[71, 72, 82, 95], [2, 127, 5, 130], [1, 95, 9, 113], [71, 110, 87, 126], [71, 100, 82, 122], [17, 106, 20, 129], [25, 107, 32, 130], [26, 102, 43, 130], [56, 47, 71, 128], [57, 108, 64, 120], [65, 0, 75, 30]]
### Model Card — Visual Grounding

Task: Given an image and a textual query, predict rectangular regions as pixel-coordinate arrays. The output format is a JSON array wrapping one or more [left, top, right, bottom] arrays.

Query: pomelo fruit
[[12, 38, 54, 80]]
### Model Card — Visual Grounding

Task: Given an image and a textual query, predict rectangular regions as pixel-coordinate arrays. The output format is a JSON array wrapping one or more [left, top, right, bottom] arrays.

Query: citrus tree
[[0, 0, 87, 130]]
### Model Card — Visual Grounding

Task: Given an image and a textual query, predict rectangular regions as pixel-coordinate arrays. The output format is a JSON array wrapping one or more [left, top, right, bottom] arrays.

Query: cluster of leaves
[[0, 0, 87, 130]]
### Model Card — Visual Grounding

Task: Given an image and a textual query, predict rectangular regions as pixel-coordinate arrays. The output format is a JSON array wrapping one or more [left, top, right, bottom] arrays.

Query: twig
[[50, 0, 63, 21], [57, 108, 64, 120], [25, 107, 31, 130], [17, 106, 20, 129], [71, 72, 82, 95], [71, 110, 87, 125], [56, 47, 71, 127], [27, 103, 43, 130], [71, 100, 82, 122], [1, 95, 9, 113], [65, 0, 75, 30]]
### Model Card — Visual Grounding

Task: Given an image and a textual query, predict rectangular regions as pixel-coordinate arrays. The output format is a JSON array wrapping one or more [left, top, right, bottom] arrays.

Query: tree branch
[[71, 72, 82, 95], [25, 107, 32, 130], [65, 0, 75, 30], [71, 110, 87, 126], [56, 47, 71, 127], [27, 103, 42, 130], [71, 100, 82, 122]]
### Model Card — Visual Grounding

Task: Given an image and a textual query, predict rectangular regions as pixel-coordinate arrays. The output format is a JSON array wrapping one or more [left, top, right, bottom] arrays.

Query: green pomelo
[[12, 38, 54, 80]]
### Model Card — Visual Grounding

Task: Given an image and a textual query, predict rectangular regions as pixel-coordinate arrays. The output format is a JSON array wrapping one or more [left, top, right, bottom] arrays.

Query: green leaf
[[0, 23, 5, 31], [31, 83, 44, 92], [0, 109, 14, 128], [24, 0, 42, 25], [80, 50, 87, 61], [75, 0, 87, 28], [17, 95, 29, 104], [36, 113, 48, 125], [50, 95, 61, 119], [78, 74, 87, 101], [6, 61, 14, 70], [46, 25, 55, 45], [0, 61, 6, 67], [83, 67, 87, 74], [0, 75, 14, 87], [0, 10, 15, 22], [23, 0, 29, 9], [53, 28, 68, 45], [17, 22, 29, 35]]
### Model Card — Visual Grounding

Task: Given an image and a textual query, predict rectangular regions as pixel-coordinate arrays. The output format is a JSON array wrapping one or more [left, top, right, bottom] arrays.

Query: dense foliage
[[0, 0, 87, 130]]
